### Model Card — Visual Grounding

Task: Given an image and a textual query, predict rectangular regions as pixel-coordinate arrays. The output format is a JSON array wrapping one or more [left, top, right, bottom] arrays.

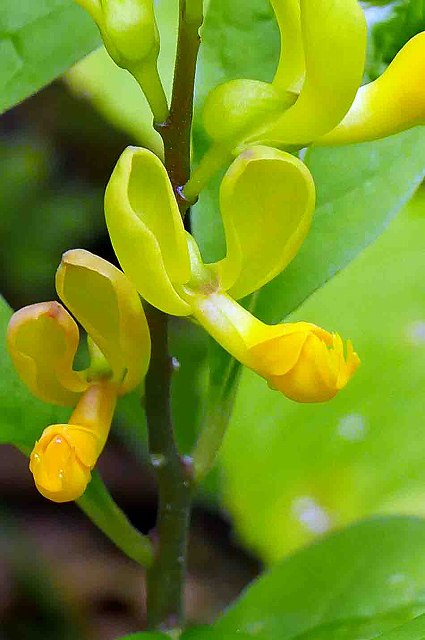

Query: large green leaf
[[0, 1, 100, 115], [220, 188, 425, 562], [254, 127, 425, 324], [377, 614, 425, 640], [213, 517, 425, 640]]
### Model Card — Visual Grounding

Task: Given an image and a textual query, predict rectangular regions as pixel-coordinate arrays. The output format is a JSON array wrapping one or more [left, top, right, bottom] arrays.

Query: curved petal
[[214, 145, 315, 299], [317, 32, 425, 146], [6, 302, 87, 406], [247, 0, 367, 147], [56, 249, 151, 394], [104, 146, 191, 315], [271, 0, 305, 94]]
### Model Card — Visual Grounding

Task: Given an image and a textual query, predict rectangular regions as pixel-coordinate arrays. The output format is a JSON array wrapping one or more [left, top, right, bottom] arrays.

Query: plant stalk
[[145, 0, 203, 630]]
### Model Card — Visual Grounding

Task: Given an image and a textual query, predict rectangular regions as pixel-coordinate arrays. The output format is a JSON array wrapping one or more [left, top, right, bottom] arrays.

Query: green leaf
[[254, 127, 425, 324], [220, 188, 425, 562], [366, 0, 425, 80], [213, 517, 425, 640], [116, 635, 168, 640], [0, 0, 100, 115], [182, 628, 251, 640], [377, 614, 425, 640]]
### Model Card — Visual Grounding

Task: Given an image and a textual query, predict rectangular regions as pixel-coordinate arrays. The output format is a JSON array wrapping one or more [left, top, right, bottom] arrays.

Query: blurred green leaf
[[0, 0, 100, 115], [377, 614, 425, 639], [365, 0, 425, 80], [254, 128, 425, 324], [213, 517, 425, 640], [219, 188, 425, 562], [115, 637, 166, 640], [182, 629, 251, 640]]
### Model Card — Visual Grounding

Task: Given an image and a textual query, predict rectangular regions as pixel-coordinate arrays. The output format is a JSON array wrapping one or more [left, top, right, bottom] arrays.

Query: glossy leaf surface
[[0, 1, 99, 114], [214, 517, 425, 640]]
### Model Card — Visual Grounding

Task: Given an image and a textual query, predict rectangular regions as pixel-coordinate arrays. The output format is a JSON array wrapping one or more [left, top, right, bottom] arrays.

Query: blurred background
[[0, 1, 424, 638]]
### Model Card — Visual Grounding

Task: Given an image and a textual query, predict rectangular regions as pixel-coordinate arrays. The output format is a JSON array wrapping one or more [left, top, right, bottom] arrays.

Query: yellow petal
[[29, 381, 117, 503], [317, 32, 425, 146], [271, 0, 305, 94], [56, 249, 151, 394], [30, 425, 93, 503], [104, 146, 192, 315], [247, 0, 367, 147], [6, 302, 87, 406], [214, 145, 315, 299]]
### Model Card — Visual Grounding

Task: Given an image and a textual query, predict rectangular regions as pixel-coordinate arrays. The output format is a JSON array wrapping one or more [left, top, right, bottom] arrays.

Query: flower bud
[[30, 382, 117, 502], [75, 0, 167, 122], [202, 80, 293, 147]]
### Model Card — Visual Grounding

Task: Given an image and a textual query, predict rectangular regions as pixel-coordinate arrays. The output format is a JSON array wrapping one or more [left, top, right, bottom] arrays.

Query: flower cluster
[[8, 0, 425, 502], [7, 251, 150, 501]]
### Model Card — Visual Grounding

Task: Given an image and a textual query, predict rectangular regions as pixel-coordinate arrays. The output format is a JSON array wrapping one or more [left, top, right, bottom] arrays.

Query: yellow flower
[[185, 2, 425, 200], [105, 145, 359, 402], [187, 291, 359, 404], [8, 251, 150, 501], [30, 382, 117, 502]]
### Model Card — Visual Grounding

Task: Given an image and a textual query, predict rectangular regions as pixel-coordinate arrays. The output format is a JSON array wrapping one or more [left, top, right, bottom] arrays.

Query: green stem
[[183, 143, 233, 203], [145, 0, 203, 630], [133, 62, 169, 124], [78, 471, 154, 567], [155, 0, 203, 215], [145, 307, 192, 631], [192, 348, 241, 483]]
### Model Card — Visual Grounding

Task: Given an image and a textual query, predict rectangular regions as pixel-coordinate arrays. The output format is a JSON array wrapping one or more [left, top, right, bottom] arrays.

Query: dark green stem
[[145, 307, 192, 630], [155, 0, 203, 216], [145, 0, 203, 630]]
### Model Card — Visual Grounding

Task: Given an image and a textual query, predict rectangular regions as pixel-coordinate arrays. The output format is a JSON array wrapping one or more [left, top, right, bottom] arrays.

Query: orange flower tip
[[29, 425, 94, 503], [250, 327, 360, 403]]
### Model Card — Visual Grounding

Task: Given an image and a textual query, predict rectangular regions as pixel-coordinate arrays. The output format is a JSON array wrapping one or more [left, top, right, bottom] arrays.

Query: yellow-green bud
[[202, 79, 295, 147]]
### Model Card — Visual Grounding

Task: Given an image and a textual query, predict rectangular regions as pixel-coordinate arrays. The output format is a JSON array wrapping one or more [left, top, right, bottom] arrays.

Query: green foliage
[[378, 614, 425, 639], [116, 635, 168, 639], [366, 0, 425, 79], [0, 0, 100, 115], [220, 188, 425, 562], [212, 517, 425, 640]]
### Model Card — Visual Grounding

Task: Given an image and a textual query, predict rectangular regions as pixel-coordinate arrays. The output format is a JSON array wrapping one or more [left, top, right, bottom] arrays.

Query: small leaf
[[0, 1, 100, 115]]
